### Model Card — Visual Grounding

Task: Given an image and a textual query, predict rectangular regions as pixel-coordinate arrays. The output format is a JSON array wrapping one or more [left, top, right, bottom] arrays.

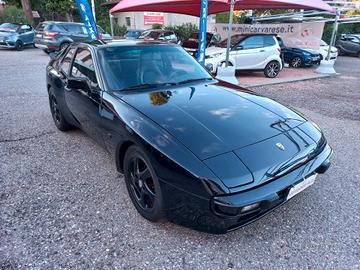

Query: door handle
[[259, 49, 265, 52]]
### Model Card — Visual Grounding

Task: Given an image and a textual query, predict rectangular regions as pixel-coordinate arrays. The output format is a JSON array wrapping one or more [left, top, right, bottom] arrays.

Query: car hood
[[118, 82, 324, 188]]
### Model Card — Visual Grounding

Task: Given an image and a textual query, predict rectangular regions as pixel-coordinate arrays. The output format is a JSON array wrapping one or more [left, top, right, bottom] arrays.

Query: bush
[[152, 23, 163, 30], [0, 5, 28, 24], [165, 23, 199, 41], [113, 24, 127, 37]]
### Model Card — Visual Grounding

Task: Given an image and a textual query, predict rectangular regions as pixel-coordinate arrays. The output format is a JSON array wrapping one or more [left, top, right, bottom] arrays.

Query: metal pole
[[91, 0, 96, 22], [110, 14, 114, 37], [326, 10, 340, 61], [225, 0, 235, 67]]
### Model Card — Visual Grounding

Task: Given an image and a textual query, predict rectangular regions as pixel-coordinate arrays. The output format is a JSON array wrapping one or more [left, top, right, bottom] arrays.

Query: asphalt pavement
[[0, 47, 359, 270]]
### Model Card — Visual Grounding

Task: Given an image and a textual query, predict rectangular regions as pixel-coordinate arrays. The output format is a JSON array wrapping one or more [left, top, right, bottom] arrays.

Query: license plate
[[287, 174, 317, 200], [312, 57, 319, 61], [36, 34, 42, 38]]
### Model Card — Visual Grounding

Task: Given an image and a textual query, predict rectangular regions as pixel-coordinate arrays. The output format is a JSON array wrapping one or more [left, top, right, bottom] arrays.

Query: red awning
[[110, 0, 334, 16]]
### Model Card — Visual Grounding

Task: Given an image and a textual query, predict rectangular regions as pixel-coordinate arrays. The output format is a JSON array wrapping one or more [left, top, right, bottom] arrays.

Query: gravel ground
[[0, 48, 359, 270]]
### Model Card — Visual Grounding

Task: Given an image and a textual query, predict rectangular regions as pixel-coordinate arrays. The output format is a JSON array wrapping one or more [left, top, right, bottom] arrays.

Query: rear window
[[36, 23, 53, 32], [264, 36, 276, 47]]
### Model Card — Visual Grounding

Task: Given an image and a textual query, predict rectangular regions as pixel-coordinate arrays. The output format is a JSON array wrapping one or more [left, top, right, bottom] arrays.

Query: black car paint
[[46, 42, 332, 234]]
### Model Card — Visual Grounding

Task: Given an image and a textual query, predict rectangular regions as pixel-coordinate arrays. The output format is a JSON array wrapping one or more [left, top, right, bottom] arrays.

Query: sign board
[[144, 12, 164, 25], [197, 0, 208, 65], [76, 0, 98, 41], [209, 22, 325, 49]]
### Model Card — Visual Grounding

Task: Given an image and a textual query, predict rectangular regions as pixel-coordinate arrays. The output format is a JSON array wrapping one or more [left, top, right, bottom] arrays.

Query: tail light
[[44, 31, 59, 38]]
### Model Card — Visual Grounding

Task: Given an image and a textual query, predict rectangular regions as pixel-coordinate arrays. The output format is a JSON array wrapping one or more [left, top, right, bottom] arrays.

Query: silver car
[[0, 23, 35, 51]]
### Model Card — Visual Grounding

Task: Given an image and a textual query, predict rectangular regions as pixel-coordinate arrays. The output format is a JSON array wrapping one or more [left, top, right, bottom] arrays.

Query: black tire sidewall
[[123, 144, 164, 222], [15, 40, 23, 51], [48, 87, 73, 131]]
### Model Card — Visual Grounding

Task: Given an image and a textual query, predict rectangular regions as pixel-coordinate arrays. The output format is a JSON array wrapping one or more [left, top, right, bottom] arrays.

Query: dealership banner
[[144, 12, 164, 25], [197, 0, 208, 65], [76, 0, 98, 41], [209, 22, 325, 49]]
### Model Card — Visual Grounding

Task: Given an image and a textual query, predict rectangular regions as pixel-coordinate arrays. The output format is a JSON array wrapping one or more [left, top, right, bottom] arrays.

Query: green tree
[[0, 5, 28, 24]]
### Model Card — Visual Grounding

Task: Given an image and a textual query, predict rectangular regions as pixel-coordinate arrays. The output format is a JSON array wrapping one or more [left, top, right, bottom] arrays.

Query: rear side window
[[264, 36, 276, 47], [63, 24, 82, 34], [36, 23, 52, 32], [71, 48, 98, 86], [240, 36, 264, 49], [60, 47, 76, 75]]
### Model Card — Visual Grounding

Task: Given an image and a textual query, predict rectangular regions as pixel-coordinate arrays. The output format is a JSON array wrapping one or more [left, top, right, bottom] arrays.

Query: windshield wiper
[[176, 77, 213, 85], [120, 82, 176, 91]]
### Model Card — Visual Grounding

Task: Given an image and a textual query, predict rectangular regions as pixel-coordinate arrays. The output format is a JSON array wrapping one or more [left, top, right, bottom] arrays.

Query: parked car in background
[[34, 21, 112, 53], [138, 29, 178, 43], [336, 34, 360, 57], [0, 23, 35, 50], [124, 29, 143, 39], [182, 32, 222, 57], [318, 40, 338, 61], [283, 47, 321, 68], [205, 34, 283, 78]]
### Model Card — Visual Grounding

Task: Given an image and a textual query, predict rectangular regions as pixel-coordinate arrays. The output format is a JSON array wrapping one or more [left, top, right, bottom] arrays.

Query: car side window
[[240, 36, 264, 49], [263, 36, 276, 47], [60, 47, 76, 76], [71, 48, 98, 87]]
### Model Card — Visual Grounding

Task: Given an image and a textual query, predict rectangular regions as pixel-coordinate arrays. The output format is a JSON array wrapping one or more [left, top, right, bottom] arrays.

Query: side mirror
[[67, 77, 90, 91], [235, 45, 244, 50]]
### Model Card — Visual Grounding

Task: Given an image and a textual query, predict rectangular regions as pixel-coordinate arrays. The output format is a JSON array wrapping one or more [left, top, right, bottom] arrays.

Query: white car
[[319, 40, 338, 61], [205, 34, 283, 78]]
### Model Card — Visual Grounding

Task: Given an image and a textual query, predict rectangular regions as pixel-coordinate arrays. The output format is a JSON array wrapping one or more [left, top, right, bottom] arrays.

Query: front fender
[[102, 91, 230, 196]]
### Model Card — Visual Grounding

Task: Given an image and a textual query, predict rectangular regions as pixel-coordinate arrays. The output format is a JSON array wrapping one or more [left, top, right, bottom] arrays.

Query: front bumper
[[304, 55, 321, 66], [160, 143, 332, 234], [0, 40, 16, 48]]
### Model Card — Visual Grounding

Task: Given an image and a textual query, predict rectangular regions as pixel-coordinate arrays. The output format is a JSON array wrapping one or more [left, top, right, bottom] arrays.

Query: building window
[[125, 17, 131, 27]]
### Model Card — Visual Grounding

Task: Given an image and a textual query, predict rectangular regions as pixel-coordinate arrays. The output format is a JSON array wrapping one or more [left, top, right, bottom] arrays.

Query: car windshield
[[98, 45, 213, 91], [320, 40, 328, 46], [0, 23, 19, 33], [218, 35, 246, 48], [142, 31, 161, 39], [190, 32, 213, 41], [125, 31, 142, 38]]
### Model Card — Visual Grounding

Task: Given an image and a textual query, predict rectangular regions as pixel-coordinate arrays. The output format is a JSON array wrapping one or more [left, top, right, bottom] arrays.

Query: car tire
[[48, 88, 73, 131], [357, 52, 360, 58], [290, 56, 302, 68], [15, 40, 23, 51], [33, 43, 37, 48], [123, 144, 164, 222], [264, 61, 281, 78], [60, 42, 70, 51], [337, 47, 344, 56]]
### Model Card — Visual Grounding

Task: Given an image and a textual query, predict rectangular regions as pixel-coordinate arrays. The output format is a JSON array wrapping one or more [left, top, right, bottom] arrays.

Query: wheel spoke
[[139, 168, 151, 181]]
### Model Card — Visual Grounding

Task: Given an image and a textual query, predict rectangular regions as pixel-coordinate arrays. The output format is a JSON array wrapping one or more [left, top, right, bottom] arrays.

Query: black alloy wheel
[[50, 94, 61, 126], [290, 56, 302, 68], [124, 145, 163, 221], [264, 61, 281, 78], [48, 89, 73, 131], [15, 40, 23, 51]]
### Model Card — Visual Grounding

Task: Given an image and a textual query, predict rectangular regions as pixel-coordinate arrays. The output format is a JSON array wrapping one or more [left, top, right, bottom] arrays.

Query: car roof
[[80, 39, 177, 49], [41, 21, 84, 26]]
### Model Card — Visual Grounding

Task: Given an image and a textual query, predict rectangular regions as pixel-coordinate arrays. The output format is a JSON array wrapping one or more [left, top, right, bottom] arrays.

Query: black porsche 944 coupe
[[46, 40, 332, 234]]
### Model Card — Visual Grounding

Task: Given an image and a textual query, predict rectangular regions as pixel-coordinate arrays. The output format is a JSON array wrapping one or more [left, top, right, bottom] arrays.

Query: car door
[[233, 35, 266, 70], [64, 46, 105, 146], [347, 36, 360, 54], [18, 24, 34, 45]]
